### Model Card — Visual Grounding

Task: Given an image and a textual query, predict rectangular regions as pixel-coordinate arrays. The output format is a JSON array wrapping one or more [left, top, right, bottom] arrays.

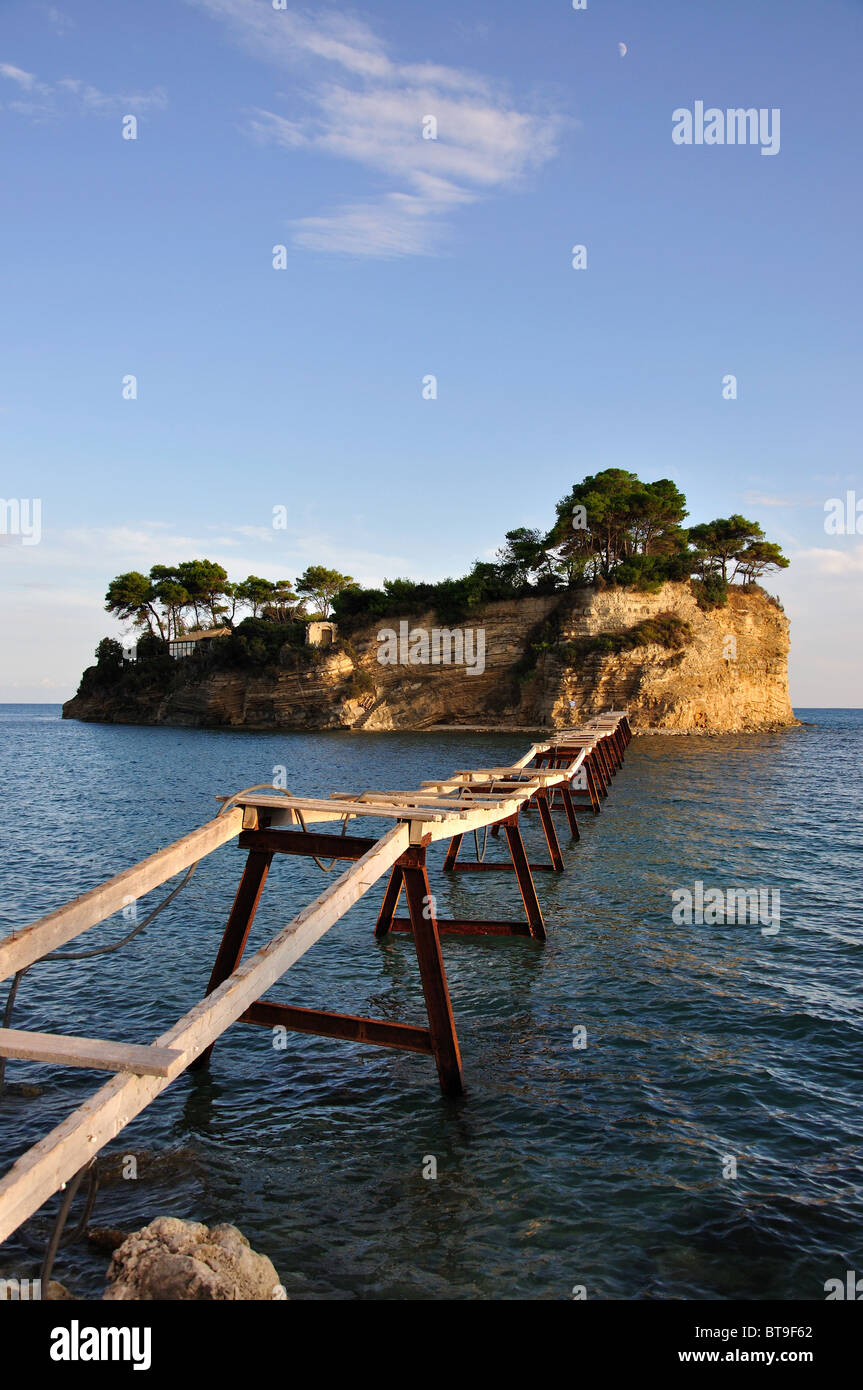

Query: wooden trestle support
[[0, 711, 631, 1246]]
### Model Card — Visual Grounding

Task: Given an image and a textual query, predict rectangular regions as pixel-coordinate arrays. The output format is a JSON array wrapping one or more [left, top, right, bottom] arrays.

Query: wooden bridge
[[0, 712, 631, 1246]]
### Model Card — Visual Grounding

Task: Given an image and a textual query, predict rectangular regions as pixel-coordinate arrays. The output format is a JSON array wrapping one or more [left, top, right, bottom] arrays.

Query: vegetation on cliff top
[[335, 470, 787, 626], [100, 470, 789, 646], [104, 563, 355, 642], [80, 471, 788, 697]]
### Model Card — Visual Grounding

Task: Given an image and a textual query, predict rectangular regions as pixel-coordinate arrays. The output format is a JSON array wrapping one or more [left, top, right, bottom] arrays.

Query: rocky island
[[62, 471, 797, 734]]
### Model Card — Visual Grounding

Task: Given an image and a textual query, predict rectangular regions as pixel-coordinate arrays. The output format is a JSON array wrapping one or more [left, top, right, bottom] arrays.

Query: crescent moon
[[619, 42, 627, 56]]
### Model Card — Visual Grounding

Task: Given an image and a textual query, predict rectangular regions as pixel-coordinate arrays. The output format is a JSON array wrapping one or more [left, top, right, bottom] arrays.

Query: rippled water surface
[[1, 706, 861, 1299]]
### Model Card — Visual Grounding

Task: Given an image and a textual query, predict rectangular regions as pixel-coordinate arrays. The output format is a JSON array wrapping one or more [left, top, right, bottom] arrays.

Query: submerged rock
[[45, 1281, 74, 1300], [87, 1227, 128, 1252], [103, 1217, 283, 1301]]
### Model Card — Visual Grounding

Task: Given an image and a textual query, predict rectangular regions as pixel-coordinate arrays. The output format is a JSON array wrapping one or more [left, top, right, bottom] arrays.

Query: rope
[[39, 1160, 97, 1287], [0, 967, 26, 1091], [467, 777, 497, 863], [295, 807, 351, 871], [0, 781, 295, 1269], [0, 784, 280, 1080], [218, 780, 351, 872]]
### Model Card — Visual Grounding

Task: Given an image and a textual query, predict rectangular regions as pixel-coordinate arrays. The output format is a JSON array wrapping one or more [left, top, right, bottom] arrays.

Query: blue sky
[[1, 0, 861, 703]]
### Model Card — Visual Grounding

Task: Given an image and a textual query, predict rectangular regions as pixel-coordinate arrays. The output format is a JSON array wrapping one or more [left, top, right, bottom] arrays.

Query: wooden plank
[[449, 769, 566, 782], [224, 794, 449, 821], [422, 804, 523, 842], [420, 779, 565, 797], [331, 789, 526, 807], [0, 822, 410, 1245], [216, 796, 352, 826], [0, 809, 245, 983], [0, 1029, 182, 1078]]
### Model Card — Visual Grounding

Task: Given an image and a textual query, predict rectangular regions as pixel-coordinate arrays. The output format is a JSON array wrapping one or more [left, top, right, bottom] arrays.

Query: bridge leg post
[[189, 848, 273, 1072], [561, 785, 580, 840], [443, 833, 463, 871], [536, 791, 564, 872], [374, 866, 403, 939], [587, 756, 604, 808], [401, 855, 464, 1097], [503, 818, 546, 941]]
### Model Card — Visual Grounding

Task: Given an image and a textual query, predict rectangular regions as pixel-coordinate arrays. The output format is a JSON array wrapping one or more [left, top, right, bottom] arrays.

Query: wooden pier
[[0, 712, 631, 1246]]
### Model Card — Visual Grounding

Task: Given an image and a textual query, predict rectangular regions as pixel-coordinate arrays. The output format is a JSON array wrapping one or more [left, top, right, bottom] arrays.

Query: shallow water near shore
[[1, 705, 861, 1300]]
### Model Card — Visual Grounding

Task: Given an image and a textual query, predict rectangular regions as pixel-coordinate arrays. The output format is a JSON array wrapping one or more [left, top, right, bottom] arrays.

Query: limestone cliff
[[62, 582, 797, 734]]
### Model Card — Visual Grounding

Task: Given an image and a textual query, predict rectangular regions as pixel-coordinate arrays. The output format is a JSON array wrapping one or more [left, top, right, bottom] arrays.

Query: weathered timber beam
[[0, 822, 409, 1246], [0, 809, 245, 982], [0, 1029, 183, 1078]]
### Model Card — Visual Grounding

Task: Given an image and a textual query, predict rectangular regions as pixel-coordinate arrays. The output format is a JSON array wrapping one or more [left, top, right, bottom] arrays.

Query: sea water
[[0, 705, 860, 1299]]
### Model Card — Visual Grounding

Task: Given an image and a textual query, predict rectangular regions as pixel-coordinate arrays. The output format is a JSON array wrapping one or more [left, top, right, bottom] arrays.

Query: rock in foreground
[[103, 1217, 282, 1300]]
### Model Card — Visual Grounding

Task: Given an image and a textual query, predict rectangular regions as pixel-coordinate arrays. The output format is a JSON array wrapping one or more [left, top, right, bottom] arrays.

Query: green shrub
[[136, 632, 169, 660], [691, 575, 728, 611], [200, 618, 305, 670], [557, 612, 692, 665], [348, 668, 377, 699]]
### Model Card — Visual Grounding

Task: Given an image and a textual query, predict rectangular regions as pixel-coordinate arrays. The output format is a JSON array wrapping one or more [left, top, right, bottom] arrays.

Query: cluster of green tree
[[332, 566, 528, 629], [104, 562, 355, 640], [86, 615, 313, 693], [98, 472, 789, 656], [512, 472, 788, 590], [334, 469, 789, 626]]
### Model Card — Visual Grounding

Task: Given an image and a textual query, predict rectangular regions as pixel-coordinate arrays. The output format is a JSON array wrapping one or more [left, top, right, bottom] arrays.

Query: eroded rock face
[[64, 584, 797, 734], [103, 1217, 283, 1301], [538, 584, 796, 733]]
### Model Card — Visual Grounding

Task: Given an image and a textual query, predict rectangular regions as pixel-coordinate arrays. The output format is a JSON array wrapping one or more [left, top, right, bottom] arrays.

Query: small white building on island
[[305, 621, 337, 648]]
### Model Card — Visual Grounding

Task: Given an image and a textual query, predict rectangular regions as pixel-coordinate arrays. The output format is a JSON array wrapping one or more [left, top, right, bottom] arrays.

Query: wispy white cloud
[[0, 519, 413, 591], [1, 60, 166, 119], [742, 490, 822, 508], [44, 7, 75, 35], [0, 62, 39, 89], [189, 0, 563, 256], [793, 545, 863, 576], [743, 491, 793, 507], [55, 77, 167, 113]]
